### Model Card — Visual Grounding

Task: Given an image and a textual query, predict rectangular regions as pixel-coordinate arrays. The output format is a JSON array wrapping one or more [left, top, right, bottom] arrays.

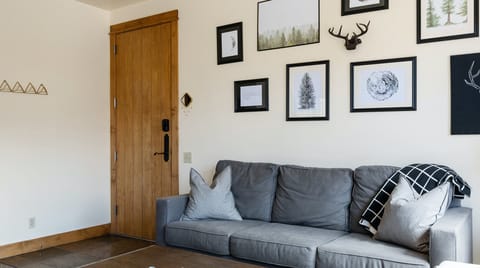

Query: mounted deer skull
[[464, 61, 480, 93], [328, 21, 370, 50]]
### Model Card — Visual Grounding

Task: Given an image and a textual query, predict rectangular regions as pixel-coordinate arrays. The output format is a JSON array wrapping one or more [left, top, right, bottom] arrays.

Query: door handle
[[153, 134, 169, 162]]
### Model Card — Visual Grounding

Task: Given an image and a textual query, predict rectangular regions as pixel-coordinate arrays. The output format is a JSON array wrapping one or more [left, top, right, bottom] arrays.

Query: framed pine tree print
[[417, 0, 478, 43], [286, 60, 329, 121]]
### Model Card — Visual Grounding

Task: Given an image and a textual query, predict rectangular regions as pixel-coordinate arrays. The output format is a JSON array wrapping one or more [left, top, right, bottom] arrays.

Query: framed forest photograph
[[287, 61, 329, 121], [451, 52, 480, 134], [258, 0, 320, 51], [417, 0, 479, 43], [350, 57, 417, 112]]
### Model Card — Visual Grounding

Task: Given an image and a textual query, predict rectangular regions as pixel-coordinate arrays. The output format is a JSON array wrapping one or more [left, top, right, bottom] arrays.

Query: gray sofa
[[156, 160, 472, 268]]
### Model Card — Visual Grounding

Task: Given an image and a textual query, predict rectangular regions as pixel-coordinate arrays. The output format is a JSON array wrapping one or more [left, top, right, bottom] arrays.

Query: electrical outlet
[[28, 217, 36, 229], [183, 152, 192, 164]]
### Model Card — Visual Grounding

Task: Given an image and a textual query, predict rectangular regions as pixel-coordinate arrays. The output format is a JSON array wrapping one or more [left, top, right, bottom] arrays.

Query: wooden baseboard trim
[[0, 224, 110, 259]]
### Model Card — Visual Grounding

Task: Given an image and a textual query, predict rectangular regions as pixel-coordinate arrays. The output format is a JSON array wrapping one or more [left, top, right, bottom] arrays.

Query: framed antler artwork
[[417, 0, 478, 43], [451, 52, 480, 134]]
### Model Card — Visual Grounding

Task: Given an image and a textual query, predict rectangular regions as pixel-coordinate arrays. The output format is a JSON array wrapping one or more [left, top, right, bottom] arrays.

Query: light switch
[[183, 152, 192, 164]]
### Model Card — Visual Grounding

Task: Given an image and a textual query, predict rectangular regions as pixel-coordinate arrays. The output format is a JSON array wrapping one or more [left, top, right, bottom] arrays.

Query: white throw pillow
[[181, 166, 242, 221], [374, 176, 452, 253]]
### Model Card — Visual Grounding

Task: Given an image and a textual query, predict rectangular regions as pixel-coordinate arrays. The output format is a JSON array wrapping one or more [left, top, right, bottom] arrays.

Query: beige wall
[[0, 0, 110, 245], [112, 0, 480, 262]]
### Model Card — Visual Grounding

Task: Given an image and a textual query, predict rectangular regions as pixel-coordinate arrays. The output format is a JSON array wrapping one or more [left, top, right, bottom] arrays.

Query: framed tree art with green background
[[417, 0, 478, 43], [257, 0, 320, 51]]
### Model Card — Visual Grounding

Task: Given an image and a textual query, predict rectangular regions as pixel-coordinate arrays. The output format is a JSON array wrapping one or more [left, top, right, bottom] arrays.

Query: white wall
[[0, 0, 110, 245], [112, 0, 480, 262]]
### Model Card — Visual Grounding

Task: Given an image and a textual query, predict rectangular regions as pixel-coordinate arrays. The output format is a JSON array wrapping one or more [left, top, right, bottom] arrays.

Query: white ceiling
[[76, 0, 149, 11]]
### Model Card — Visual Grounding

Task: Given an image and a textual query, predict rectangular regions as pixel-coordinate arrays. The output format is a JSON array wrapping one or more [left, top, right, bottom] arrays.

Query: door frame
[[109, 10, 179, 235]]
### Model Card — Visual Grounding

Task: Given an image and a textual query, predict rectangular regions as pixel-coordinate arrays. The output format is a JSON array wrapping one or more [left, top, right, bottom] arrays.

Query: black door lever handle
[[153, 134, 169, 162]]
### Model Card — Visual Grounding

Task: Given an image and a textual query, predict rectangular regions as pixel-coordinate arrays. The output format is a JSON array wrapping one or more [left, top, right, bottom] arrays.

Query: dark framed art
[[286, 60, 329, 121], [257, 0, 320, 51], [342, 0, 389, 16], [451, 52, 480, 134], [217, 22, 243, 65], [417, 0, 479, 43], [234, 78, 269, 112], [350, 57, 417, 112]]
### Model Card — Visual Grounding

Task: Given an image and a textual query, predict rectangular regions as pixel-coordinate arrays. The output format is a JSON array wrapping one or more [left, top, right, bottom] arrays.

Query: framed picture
[[342, 0, 389, 16], [257, 0, 320, 51], [217, 22, 243, 65], [234, 78, 269, 112], [451, 52, 480, 134], [350, 57, 417, 112], [287, 60, 329, 121], [417, 0, 479, 43]]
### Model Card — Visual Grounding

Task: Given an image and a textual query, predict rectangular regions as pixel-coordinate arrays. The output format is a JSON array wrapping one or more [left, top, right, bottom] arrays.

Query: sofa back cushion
[[272, 165, 353, 231], [215, 160, 279, 222], [350, 165, 399, 234]]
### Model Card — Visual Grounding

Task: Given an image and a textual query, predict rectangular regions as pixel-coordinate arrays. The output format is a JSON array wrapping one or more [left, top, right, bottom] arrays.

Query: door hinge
[[114, 44, 118, 55], [115, 205, 118, 216], [113, 97, 117, 109], [114, 151, 118, 162]]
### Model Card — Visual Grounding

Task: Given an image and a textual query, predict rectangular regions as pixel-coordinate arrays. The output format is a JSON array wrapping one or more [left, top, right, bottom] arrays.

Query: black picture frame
[[350, 57, 417, 113], [257, 0, 320, 51], [234, 78, 269, 113], [342, 0, 388, 16], [286, 60, 329, 121], [217, 22, 243, 65], [417, 0, 479, 43], [451, 52, 480, 134]]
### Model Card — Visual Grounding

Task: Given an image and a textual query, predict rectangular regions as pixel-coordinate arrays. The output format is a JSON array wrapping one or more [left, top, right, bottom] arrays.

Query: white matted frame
[[417, 0, 479, 43], [350, 57, 417, 112], [286, 60, 329, 121]]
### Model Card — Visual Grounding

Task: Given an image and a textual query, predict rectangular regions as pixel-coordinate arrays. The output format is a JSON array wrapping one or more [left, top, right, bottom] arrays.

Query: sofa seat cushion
[[316, 233, 429, 268], [230, 223, 347, 268], [272, 165, 353, 231], [165, 219, 265, 255]]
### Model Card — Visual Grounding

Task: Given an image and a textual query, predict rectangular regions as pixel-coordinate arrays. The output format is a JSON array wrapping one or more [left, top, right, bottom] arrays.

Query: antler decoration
[[464, 61, 480, 93], [328, 21, 370, 50]]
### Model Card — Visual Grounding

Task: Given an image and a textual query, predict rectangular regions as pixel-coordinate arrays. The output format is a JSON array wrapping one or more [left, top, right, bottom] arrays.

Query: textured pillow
[[181, 166, 242, 221], [374, 176, 452, 253]]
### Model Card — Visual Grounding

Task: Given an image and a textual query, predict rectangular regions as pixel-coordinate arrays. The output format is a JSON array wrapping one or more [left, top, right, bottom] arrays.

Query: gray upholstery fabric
[[350, 165, 399, 234], [317, 233, 429, 268], [375, 178, 452, 253], [430, 207, 473, 267], [156, 194, 188, 246], [230, 223, 347, 268], [215, 160, 278, 221], [272, 165, 353, 231], [165, 220, 265, 255], [182, 167, 242, 221]]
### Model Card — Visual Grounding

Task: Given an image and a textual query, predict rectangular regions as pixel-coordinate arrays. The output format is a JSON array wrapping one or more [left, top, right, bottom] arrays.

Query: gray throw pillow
[[374, 176, 452, 253], [181, 166, 242, 221]]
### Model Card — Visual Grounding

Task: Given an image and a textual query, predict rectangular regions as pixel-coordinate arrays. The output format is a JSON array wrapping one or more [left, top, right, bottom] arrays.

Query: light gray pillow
[[181, 166, 242, 221], [374, 176, 452, 253]]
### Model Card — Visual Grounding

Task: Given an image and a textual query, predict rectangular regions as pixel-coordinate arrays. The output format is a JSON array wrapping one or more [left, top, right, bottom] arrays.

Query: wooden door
[[110, 11, 179, 240]]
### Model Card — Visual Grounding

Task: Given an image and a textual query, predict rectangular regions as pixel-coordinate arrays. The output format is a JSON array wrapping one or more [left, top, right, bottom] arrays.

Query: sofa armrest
[[155, 194, 188, 245], [429, 207, 472, 267]]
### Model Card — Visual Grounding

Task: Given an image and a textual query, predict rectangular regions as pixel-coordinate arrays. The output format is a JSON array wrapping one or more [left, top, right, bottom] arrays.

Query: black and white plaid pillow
[[360, 164, 471, 234]]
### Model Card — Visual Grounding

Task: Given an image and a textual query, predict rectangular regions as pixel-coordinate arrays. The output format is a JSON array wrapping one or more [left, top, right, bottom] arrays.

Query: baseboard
[[0, 223, 110, 259]]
